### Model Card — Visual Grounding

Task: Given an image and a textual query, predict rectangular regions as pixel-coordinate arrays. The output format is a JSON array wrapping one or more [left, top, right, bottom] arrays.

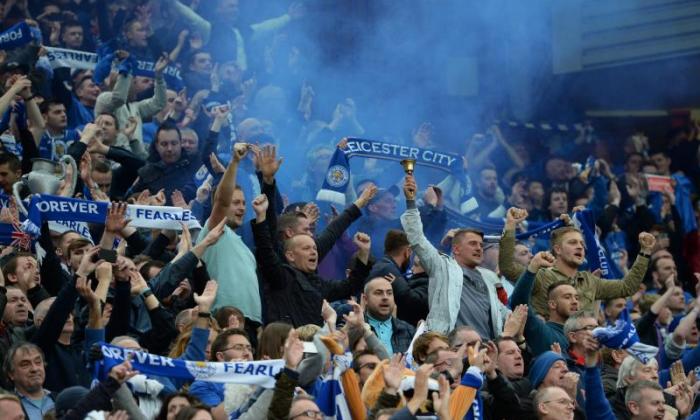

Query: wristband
[[639, 251, 651, 258], [197, 312, 211, 318], [140, 288, 153, 298]]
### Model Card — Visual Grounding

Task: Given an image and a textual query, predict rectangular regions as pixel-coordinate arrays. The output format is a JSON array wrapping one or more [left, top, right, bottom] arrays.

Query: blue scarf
[[96, 343, 284, 388], [593, 310, 657, 363], [22, 194, 201, 236], [316, 138, 461, 205], [0, 22, 41, 50], [573, 209, 622, 279]]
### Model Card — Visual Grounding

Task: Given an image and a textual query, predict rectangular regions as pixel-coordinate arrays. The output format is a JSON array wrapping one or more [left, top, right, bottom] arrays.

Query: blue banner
[[0, 22, 38, 51]]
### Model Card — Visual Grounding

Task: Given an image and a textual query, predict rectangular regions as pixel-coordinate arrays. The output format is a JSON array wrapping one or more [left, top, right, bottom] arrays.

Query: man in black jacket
[[368, 229, 428, 326], [252, 193, 372, 327]]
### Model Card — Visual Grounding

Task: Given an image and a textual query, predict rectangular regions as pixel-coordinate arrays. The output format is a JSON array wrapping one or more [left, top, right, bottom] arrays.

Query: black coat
[[253, 218, 371, 327], [368, 256, 429, 326]]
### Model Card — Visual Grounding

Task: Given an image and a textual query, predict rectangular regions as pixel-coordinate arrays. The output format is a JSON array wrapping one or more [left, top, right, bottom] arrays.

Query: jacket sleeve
[[323, 256, 371, 302], [253, 218, 290, 291], [583, 366, 617, 420], [400, 203, 441, 276], [62, 377, 122, 420], [266, 368, 300, 420], [485, 373, 521, 420], [26, 284, 51, 308], [111, 383, 147, 420], [30, 277, 78, 355], [499, 228, 526, 282], [105, 281, 131, 341], [181, 327, 209, 361], [315, 203, 362, 261], [150, 252, 199, 299], [94, 73, 130, 115], [594, 255, 649, 300], [509, 270, 558, 356], [38, 222, 70, 296], [138, 305, 179, 355], [260, 179, 280, 253], [135, 76, 166, 120]]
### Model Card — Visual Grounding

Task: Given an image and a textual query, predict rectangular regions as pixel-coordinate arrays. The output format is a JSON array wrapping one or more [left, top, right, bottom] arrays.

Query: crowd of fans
[[0, 0, 699, 419]]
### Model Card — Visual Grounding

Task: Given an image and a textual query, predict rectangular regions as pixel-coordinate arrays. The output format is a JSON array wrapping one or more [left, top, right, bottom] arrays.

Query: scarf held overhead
[[22, 194, 201, 235], [317, 138, 461, 205], [97, 343, 284, 388]]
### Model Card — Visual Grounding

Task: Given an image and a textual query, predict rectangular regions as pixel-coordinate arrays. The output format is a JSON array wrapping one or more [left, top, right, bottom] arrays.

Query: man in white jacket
[[400, 174, 510, 337]]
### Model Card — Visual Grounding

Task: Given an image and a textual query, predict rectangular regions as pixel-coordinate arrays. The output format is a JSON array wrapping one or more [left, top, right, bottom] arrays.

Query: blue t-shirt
[[39, 129, 80, 160]]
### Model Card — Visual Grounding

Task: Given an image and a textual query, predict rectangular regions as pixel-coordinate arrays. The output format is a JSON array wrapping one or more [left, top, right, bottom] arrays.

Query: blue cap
[[529, 351, 565, 389]]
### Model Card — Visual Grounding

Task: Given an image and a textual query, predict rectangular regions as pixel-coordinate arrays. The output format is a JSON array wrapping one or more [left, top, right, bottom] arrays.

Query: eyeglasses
[[572, 325, 597, 333], [221, 344, 253, 353], [543, 398, 574, 406], [291, 410, 324, 419]]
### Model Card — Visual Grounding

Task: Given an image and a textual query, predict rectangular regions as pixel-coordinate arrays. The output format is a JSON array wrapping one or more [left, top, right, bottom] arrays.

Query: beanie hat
[[528, 351, 565, 389], [55, 386, 89, 417]]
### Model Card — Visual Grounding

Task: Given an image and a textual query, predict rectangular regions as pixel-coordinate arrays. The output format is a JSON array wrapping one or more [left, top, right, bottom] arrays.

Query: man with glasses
[[563, 310, 598, 374], [189, 328, 253, 407], [288, 395, 324, 419], [534, 386, 575, 420]]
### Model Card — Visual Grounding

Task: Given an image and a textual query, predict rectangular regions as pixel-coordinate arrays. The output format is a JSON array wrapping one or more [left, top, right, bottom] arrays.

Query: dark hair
[[384, 229, 409, 255], [66, 238, 91, 257], [149, 122, 182, 162], [545, 186, 568, 208], [257, 322, 293, 360], [174, 406, 210, 420], [155, 392, 203, 420], [352, 349, 377, 372], [213, 306, 245, 330], [494, 336, 518, 349], [210, 328, 249, 361], [0, 152, 21, 172], [39, 100, 64, 114], [3, 342, 44, 379], [277, 212, 307, 237], [91, 159, 111, 174], [97, 112, 119, 130], [140, 260, 166, 281], [1, 252, 35, 280]]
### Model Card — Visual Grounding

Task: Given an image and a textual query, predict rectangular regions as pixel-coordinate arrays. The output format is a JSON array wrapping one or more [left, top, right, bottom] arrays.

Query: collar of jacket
[[153, 155, 192, 171]]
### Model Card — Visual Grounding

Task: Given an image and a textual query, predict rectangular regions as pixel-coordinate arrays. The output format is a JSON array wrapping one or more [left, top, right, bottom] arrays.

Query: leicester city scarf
[[96, 343, 284, 388], [317, 138, 461, 205], [22, 194, 201, 236]]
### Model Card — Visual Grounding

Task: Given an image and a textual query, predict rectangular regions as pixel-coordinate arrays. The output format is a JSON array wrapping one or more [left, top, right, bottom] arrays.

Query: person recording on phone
[[129, 104, 227, 205]]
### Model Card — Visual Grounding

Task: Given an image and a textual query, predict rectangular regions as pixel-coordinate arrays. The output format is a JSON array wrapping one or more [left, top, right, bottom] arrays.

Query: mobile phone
[[98, 249, 118, 263]]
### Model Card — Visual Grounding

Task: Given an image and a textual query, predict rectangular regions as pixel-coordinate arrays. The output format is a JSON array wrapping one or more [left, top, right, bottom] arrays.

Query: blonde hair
[[168, 319, 221, 359], [296, 324, 321, 341]]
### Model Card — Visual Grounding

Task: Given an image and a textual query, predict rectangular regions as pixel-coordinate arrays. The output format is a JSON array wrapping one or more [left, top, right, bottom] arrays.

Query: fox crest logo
[[326, 165, 349, 188], [185, 361, 217, 379]]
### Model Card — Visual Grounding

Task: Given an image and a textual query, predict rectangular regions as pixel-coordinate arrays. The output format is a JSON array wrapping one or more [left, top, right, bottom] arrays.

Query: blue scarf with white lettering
[[44, 47, 185, 91], [573, 209, 622, 279], [0, 22, 41, 50], [96, 343, 284, 388], [22, 194, 201, 236], [317, 138, 461, 205]]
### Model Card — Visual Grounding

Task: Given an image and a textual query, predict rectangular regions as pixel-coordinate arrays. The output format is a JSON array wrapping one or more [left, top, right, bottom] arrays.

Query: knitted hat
[[55, 386, 89, 417], [528, 351, 565, 389]]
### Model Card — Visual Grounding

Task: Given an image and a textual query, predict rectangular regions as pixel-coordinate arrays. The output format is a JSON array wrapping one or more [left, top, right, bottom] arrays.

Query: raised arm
[[209, 143, 248, 228], [595, 232, 653, 300], [399, 174, 440, 275], [134, 55, 168, 120], [316, 185, 376, 260], [499, 207, 528, 282], [252, 194, 288, 290]]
